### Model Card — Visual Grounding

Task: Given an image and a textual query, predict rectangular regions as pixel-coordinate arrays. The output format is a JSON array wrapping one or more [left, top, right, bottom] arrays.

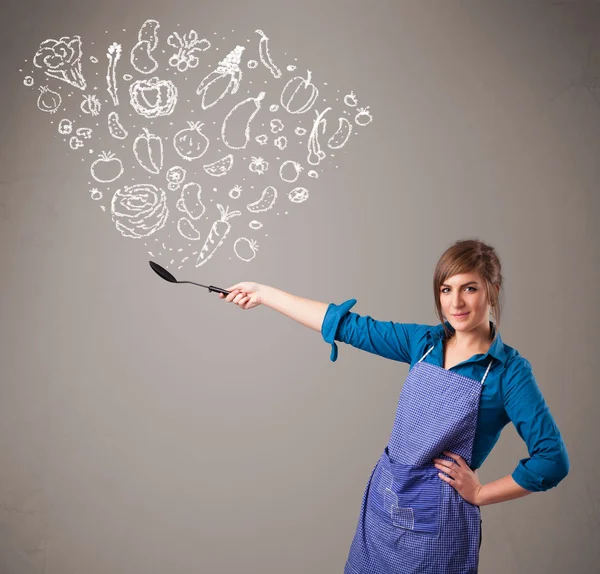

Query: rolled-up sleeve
[[503, 357, 570, 491], [320, 298, 423, 363]]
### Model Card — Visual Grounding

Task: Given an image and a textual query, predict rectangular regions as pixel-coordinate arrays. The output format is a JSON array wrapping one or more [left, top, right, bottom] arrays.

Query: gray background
[[1, 0, 599, 572]]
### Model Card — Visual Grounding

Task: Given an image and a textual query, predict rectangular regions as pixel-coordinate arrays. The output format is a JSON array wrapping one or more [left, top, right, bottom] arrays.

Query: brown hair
[[433, 239, 503, 341]]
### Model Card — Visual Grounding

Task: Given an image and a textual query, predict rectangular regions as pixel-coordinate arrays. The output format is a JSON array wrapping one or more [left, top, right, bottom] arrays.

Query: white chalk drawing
[[168, 30, 210, 72], [294, 127, 307, 136], [355, 106, 373, 126], [234, 237, 259, 262], [196, 204, 241, 267], [344, 91, 358, 107], [279, 159, 303, 183], [327, 117, 352, 149], [130, 19, 160, 74], [58, 119, 73, 135], [177, 217, 202, 240], [203, 154, 234, 177], [249, 220, 263, 230], [69, 136, 84, 150], [255, 29, 281, 79], [33, 36, 87, 90], [274, 136, 287, 150], [133, 128, 163, 174], [81, 94, 102, 116], [90, 56, 98, 64], [129, 77, 178, 118], [229, 185, 242, 199], [249, 156, 268, 175], [176, 182, 205, 220], [247, 60, 258, 69], [106, 43, 122, 106], [308, 170, 319, 178], [23, 76, 34, 87], [173, 121, 209, 161], [269, 104, 279, 112], [90, 188, 103, 200], [288, 187, 309, 203], [91, 151, 124, 183], [307, 107, 331, 166], [123, 73, 133, 81], [281, 70, 318, 114], [247, 185, 277, 212], [255, 134, 268, 145], [37, 86, 61, 113], [270, 119, 284, 133], [111, 183, 169, 239], [166, 166, 187, 191], [196, 45, 245, 110], [76, 127, 92, 139], [108, 111, 128, 139], [221, 91, 266, 150], [287, 65, 296, 72]]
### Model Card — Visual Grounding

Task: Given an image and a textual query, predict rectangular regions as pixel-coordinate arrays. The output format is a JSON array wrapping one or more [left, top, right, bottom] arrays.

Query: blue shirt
[[321, 299, 569, 493]]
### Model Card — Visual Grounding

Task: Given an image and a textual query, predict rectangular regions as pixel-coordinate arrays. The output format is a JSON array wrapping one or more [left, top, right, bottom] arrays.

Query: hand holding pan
[[148, 261, 231, 295]]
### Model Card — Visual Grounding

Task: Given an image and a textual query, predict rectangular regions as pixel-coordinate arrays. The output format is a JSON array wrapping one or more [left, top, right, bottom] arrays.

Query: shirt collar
[[428, 320, 507, 366]]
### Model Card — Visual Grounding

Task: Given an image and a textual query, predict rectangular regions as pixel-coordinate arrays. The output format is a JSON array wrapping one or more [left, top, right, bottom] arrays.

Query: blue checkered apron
[[345, 346, 493, 573]]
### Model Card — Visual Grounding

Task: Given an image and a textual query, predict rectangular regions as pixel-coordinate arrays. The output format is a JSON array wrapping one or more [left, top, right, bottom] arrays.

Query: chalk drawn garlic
[[221, 91, 266, 150], [247, 186, 277, 212], [173, 121, 209, 161], [106, 43, 122, 106], [130, 19, 160, 75], [129, 77, 178, 118], [196, 45, 245, 110], [166, 166, 187, 191], [58, 119, 73, 135], [167, 30, 210, 72], [196, 204, 242, 267], [280, 70, 319, 114], [69, 136, 84, 150], [249, 156, 268, 175], [111, 183, 169, 239], [234, 237, 259, 262], [81, 94, 102, 116], [33, 35, 87, 90], [255, 29, 281, 79], [91, 151, 124, 183], [279, 160, 303, 183], [37, 86, 61, 113], [203, 154, 234, 177]]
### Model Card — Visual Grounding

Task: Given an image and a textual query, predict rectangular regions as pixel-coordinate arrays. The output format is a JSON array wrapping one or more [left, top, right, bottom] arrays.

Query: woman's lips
[[453, 312, 470, 319]]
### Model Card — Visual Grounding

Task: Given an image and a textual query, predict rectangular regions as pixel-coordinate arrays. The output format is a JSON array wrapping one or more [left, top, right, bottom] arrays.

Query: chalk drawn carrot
[[106, 43, 121, 106], [196, 204, 241, 267]]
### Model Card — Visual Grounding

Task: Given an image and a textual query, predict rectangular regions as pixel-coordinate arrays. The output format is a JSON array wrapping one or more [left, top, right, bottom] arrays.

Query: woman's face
[[439, 271, 492, 335]]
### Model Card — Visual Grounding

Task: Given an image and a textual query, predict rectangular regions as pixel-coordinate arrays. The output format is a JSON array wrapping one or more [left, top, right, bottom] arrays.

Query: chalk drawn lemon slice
[[203, 154, 234, 177]]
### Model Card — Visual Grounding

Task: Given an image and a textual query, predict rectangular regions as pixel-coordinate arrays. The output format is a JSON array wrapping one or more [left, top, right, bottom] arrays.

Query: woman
[[218, 239, 569, 573]]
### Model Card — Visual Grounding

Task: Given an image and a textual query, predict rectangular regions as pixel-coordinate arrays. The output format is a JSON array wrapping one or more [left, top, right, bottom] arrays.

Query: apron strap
[[417, 345, 435, 363]]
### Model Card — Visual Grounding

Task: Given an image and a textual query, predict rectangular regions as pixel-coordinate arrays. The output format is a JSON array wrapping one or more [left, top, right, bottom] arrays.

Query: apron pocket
[[375, 460, 441, 536]]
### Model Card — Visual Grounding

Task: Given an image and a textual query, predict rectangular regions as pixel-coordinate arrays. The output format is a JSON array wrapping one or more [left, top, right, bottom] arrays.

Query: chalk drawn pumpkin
[[129, 77, 178, 118], [280, 70, 318, 114]]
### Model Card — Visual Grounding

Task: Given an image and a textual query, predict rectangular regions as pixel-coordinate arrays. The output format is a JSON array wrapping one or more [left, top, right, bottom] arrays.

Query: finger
[[239, 296, 250, 308], [435, 462, 455, 475], [438, 473, 454, 484], [443, 451, 463, 466], [225, 289, 240, 302], [233, 293, 246, 304]]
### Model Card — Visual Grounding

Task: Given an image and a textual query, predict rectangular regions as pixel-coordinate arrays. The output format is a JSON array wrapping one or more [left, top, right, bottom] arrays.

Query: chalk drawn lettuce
[[111, 184, 169, 239], [33, 35, 87, 90]]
